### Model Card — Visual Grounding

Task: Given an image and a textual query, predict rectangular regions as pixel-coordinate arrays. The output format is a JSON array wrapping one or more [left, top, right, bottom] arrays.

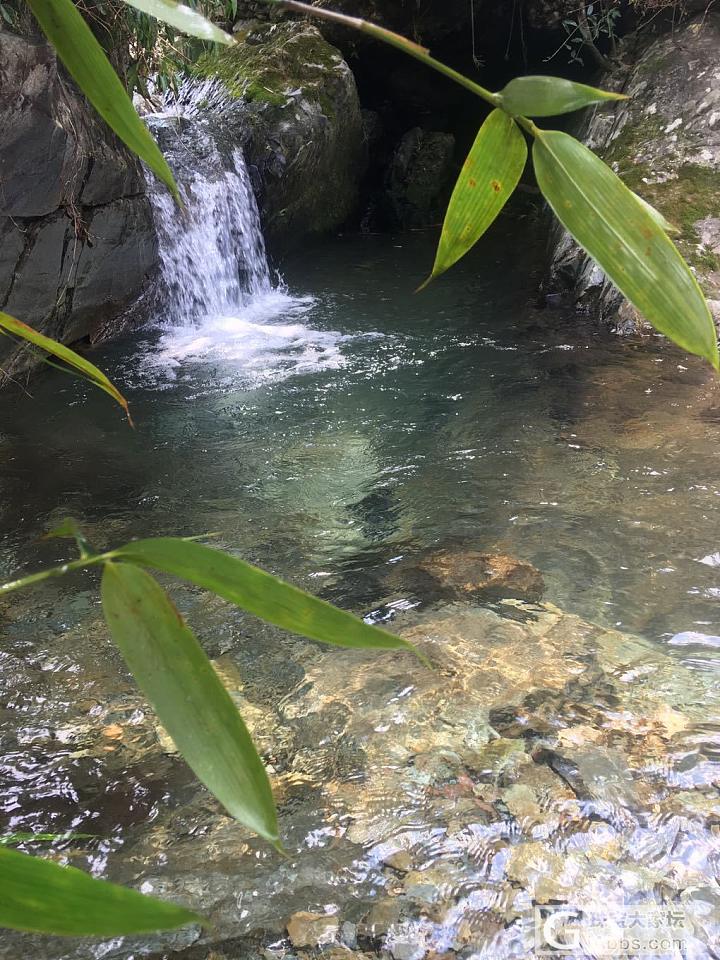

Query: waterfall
[[145, 83, 272, 320], [136, 81, 346, 384]]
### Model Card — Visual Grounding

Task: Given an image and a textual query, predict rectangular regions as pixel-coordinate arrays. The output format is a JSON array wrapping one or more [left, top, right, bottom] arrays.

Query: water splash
[[141, 80, 345, 383], [147, 100, 272, 317]]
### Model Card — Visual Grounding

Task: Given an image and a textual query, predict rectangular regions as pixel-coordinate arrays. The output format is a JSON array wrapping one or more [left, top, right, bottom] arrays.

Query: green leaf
[[25, 0, 178, 200], [498, 76, 627, 116], [111, 538, 423, 659], [0, 845, 199, 936], [533, 130, 718, 369], [420, 109, 527, 288], [632, 192, 680, 236], [121, 0, 233, 44], [0, 311, 132, 422], [101, 562, 280, 845], [44, 518, 94, 558]]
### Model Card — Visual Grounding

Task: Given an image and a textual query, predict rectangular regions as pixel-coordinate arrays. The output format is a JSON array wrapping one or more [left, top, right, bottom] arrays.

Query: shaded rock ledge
[[544, 13, 720, 336], [0, 32, 157, 376]]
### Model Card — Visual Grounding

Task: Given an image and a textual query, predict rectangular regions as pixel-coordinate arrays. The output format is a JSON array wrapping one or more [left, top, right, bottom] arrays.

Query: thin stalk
[[262, 0, 500, 109], [0, 534, 220, 598], [0, 553, 111, 595]]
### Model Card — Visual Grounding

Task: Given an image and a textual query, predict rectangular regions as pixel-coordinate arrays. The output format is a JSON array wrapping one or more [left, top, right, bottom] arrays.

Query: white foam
[[141, 83, 350, 387], [146, 293, 348, 384]]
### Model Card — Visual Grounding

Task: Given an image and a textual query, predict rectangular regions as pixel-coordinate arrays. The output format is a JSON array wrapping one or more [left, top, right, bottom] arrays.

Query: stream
[[1, 116, 720, 959]]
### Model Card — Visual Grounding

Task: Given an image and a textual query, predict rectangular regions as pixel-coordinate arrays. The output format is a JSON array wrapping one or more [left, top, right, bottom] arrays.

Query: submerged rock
[[286, 910, 339, 948], [0, 32, 157, 374], [2, 589, 720, 958], [389, 547, 545, 603], [195, 21, 365, 253], [545, 13, 720, 334]]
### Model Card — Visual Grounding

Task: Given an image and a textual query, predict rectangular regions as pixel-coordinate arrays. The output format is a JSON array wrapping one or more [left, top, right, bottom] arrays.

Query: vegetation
[[0, 0, 717, 941]]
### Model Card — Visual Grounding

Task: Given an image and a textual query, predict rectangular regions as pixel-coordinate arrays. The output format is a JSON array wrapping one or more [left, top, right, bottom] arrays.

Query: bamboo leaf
[[101, 562, 280, 845], [633, 192, 680, 236], [121, 0, 233, 44], [499, 76, 626, 116], [26, 0, 178, 199], [0, 846, 200, 936], [111, 538, 424, 659], [0, 311, 131, 422], [420, 109, 527, 288], [533, 130, 718, 369]]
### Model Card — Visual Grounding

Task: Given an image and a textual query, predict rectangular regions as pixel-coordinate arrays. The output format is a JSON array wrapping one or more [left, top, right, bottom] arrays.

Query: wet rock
[[0, 32, 156, 375], [383, 128, 455, 229], [392, 548, 545, 603], [383, 849, 413, 873], [194, 21, 365, 254], [544, 13, 720, 333], [286, 911, 339, 948]]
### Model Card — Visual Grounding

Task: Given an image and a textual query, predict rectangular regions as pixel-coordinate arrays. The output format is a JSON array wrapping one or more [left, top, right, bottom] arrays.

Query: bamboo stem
[[262, 0, 501, 109]]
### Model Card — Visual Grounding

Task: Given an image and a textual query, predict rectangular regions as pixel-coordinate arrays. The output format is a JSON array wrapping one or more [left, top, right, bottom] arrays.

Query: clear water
[[2, 218, 720, 956]]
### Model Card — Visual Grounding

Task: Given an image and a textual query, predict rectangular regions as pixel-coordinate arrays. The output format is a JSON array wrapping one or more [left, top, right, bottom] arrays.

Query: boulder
[[194, 21, 366, 253], [0, 32, 157, 374], [544, 13, 720, 335]]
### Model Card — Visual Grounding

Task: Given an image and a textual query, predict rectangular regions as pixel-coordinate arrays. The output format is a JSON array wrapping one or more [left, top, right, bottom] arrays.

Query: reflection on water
[[1, 228, 720, 958]]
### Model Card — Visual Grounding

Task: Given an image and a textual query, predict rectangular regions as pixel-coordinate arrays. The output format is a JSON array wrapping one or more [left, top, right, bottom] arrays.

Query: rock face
[[383, 128, 456, 229], [196, 21, 365, 253], [544, 14, 720, 334], [0, 32, 157, 371]]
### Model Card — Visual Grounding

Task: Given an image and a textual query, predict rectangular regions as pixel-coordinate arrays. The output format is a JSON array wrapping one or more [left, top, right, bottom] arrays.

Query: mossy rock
[[194, 22, 366, 252], [545, 12, 720, 333]]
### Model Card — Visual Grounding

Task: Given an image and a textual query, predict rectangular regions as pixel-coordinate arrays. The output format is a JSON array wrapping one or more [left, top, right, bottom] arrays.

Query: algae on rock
[[545, 13, 720, 335], [196, 21, 366, 253]]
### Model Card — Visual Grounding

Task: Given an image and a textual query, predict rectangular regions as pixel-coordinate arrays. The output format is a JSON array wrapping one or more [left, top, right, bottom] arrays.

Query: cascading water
[[149, 142, 272, 318], [138, 80, 346, 383]]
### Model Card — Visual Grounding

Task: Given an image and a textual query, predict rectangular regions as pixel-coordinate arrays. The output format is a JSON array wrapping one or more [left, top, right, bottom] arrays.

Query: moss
[[603, 115, 665, 173], [194, 23, 342, 110], [624, 165, 720, 272]]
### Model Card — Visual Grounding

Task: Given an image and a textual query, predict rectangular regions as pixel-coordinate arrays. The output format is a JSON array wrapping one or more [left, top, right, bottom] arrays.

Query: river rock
[[3, 590, 720, 958], [544, 12, 720, 335], [286, 910, 339, 947], [195, 20, 365, 254], [0, 32, 157, 374], [390, 547, 545, 603]]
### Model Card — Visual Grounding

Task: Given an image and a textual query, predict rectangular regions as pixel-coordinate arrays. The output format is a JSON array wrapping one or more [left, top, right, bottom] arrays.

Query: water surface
[[1, 226, 720, 958]]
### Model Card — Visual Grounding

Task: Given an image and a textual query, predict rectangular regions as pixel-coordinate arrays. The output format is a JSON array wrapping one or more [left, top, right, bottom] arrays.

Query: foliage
[[264, 0, 717, 370], [0, 845, 201, 935], [0, 311, 132, 422], [558, 1, 621, 68], [420, 109, 527, 289]]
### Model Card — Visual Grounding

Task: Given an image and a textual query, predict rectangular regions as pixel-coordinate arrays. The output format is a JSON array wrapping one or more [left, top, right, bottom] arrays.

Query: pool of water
[[1, 226, 720, 958]]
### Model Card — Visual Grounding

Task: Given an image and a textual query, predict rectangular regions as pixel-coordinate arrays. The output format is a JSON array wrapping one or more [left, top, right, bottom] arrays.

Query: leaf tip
[[271, 838, 290, 858], [415, 275, 435, 293], [412, 645, 433, 669]]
